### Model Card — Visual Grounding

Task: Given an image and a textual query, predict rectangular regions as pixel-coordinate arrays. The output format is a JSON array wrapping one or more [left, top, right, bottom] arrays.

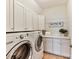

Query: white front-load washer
[[6, 32, 34, 59], [32, 31, 43, 59]]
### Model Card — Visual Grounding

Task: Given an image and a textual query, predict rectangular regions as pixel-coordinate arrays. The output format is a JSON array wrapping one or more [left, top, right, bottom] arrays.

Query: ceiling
[[35, 0, 68, 9]]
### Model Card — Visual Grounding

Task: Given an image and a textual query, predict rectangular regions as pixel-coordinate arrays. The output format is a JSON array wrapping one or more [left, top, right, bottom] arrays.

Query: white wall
[[24, 0, 42, 13], [41, 5, 69, 36], [67, 0, 72, 38]]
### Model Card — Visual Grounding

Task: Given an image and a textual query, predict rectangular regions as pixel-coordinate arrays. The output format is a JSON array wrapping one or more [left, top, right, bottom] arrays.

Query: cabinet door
[[6, 0, 14, 32], [26, 9, 33, 30], [6, 0, 10, 32], [32, 12, 39, 30], [52, 39, 61, 55], [43, 38, 53, 53], [38, 15, 45, 30], [61, 39, 71, 57], [23, 8, 27, 30], [14, 0, 25, 31]]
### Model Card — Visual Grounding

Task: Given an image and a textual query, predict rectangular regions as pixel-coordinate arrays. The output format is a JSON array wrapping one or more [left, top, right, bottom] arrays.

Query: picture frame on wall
[[49, 21, 64, 28]]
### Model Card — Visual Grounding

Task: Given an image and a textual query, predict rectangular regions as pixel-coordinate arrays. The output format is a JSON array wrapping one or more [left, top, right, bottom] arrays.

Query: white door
[[6, 0, 14, 32], [32, 12, 39, 30], [25, 9, 33, 30], [39, 15, 45, 30], [14, 0, 25, 31]]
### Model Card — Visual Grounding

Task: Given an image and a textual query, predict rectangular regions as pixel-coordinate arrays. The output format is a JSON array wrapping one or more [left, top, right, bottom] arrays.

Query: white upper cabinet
[[32, 12, 39, 30], [6, 0, 10, 32], [38, 15, 45, 30], [6, 0, 45, 32], [14, 0, 25, 31], [25, 8, 33, 30], [6, 0, 14, 32]]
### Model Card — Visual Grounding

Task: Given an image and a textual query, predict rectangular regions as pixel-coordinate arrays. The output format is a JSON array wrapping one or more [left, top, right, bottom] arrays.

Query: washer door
[[11, 44, 31, 59], [35, 35, 43, 52], [7, 41, 32, 59]]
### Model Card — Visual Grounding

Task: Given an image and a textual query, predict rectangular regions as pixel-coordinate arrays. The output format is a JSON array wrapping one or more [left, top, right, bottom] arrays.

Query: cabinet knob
[[70, 45, 72, 48]]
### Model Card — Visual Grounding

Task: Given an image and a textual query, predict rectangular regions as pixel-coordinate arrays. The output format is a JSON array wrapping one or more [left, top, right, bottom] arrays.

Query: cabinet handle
[[70, 45, 72, 48]]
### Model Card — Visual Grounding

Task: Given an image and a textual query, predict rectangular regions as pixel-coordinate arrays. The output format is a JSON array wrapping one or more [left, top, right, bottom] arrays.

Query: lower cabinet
[[44, 38, 53, 53], [61, 39, 71, 57], [43, 37, 71, 58], [52, 39, 71, 57], [52, 39, 61, 55]]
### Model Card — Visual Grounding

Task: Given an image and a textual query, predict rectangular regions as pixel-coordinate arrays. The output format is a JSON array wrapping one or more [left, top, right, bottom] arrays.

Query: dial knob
[[20, 35, 24, 39], [26, 33, 29, 36]]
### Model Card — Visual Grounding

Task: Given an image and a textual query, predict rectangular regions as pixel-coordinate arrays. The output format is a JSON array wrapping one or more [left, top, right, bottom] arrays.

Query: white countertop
[[42, 35, 70, 39]]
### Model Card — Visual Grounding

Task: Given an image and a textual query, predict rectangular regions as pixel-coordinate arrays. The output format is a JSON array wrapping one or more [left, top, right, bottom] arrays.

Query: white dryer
[[6, 32, 34, 59], [32, 31, 43, 59]]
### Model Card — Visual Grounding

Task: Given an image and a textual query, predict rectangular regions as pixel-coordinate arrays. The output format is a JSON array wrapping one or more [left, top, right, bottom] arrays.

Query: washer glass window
[[11, 43, 31, 59], [35, 35, 43, 52]]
